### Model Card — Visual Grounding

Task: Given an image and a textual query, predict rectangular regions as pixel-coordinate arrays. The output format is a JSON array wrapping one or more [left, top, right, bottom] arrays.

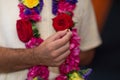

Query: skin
[[0, 29, 95, 73], [80, 50, 95, 66], [0, 29, 72, 73]]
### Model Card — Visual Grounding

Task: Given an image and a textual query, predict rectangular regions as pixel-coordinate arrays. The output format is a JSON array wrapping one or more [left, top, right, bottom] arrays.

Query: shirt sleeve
[[78, 0, 102, 51]]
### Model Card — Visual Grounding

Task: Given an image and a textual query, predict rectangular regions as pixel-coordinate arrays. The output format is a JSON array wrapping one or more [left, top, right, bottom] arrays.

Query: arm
[[78, 0, 102, 66], [80, 49, 95, 66], [0, 47, 33, 73], [79, 0, 113, 66], [0, 30, 72, 73]]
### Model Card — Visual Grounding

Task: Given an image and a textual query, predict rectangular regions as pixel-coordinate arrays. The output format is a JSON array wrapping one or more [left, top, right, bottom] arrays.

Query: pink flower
[[30, 14, 41, 21], [25, 37, 43, 48], [55, 75, 67, 80], [59, 28, 80, 74], [18, 3, 25, 13], [39, 66, 49, 79], [60, 63, 71, 74], [70, 29, 80, 49], [58, 1, 76, 13], [27, 65, 49, 80], [18, 3, 41, 21]]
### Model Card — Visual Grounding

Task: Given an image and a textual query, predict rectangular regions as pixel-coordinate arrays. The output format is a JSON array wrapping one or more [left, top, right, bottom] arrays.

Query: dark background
[[88, 0, 120, 80]]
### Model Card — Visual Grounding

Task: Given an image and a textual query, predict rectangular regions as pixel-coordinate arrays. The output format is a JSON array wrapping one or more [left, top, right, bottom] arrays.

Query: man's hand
[[34, 29, 72, 66]]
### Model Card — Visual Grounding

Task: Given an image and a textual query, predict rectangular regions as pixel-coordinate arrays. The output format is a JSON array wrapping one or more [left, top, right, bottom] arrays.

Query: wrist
[[30, 47, 42, 65]]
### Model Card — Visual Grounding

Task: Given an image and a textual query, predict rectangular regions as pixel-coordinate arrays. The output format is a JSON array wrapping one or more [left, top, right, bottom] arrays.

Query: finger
[[54, 59, 66, 67], [54, 50, 70, 63], [51, 30, 72, 49], [57, 59, 66, 66], [47, 29, 68, 42], [52, 42, 70, 57]]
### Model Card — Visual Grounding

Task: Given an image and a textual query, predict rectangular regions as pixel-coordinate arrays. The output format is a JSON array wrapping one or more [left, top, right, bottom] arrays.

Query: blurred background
[[88, 0, 120, 80], [92, 0, 112, 32]]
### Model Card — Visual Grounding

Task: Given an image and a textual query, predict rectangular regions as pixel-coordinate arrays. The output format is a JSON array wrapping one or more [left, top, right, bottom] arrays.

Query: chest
[[0, 0, 84, 47]]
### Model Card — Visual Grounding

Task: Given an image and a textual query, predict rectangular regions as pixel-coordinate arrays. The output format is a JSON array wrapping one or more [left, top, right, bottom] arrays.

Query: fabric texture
[[0, 0, 101, 80]]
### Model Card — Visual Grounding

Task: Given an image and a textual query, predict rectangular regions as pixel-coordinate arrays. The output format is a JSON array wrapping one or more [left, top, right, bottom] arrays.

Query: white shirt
[[0, 0, 101, 80]]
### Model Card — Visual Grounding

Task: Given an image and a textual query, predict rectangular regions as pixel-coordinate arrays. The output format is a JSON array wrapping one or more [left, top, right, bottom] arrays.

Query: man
[[0, 0, 101, 79]]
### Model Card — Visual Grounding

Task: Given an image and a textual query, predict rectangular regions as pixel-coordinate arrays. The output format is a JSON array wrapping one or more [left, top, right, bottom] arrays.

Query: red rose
[[52, 13, 74, 31], [16, 19, 33, 42]]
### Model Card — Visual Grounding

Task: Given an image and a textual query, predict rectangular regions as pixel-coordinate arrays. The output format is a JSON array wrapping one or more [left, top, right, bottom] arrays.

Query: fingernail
[[67, 29, 70, 32]]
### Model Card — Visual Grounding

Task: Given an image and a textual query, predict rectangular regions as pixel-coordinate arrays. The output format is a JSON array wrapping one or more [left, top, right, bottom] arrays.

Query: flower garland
[[16, 0, 92, 80]]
